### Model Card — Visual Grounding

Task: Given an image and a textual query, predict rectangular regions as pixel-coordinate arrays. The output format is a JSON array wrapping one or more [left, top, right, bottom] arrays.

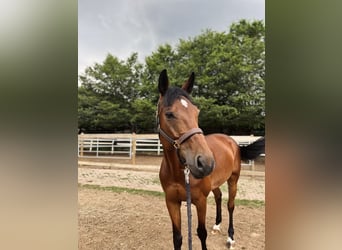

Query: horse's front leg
[[166, 198, 182, 250], [195, 196, 208, 250]]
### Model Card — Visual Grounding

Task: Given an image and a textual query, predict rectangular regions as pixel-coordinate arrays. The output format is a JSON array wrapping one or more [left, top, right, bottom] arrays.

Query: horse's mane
[[163, 87, 193, 107]]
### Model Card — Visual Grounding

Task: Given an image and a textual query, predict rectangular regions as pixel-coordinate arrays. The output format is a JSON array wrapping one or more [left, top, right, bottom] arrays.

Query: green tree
[[144, 19, 265, 134], [78, 86, 98, 130], [78, 53, 143, 132], [78, 20, 265, 135], [141, 44, 177, 102], [79, 53, 142, 105], [130, 99, 157, 133]]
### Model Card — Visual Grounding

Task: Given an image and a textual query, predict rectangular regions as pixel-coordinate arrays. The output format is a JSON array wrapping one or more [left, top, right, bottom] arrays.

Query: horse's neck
[[162, 148, 184, 179]]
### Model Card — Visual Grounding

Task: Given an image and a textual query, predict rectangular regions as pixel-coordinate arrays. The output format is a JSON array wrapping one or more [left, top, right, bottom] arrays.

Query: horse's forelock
[[162, 87, 192, 107]]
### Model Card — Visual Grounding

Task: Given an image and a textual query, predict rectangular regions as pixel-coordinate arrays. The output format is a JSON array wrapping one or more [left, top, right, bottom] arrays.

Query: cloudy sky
[[79, 0, 264, 75]]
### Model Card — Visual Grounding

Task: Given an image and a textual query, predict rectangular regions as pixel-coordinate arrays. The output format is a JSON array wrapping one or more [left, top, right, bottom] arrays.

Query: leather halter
[[158, 126, 203, 165], [159, 127, 203, 149]]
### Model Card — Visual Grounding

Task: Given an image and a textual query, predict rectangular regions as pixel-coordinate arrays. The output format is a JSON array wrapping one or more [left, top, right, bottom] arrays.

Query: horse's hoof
[[227, 237, 235, 249], [211, 224, 221, 234]]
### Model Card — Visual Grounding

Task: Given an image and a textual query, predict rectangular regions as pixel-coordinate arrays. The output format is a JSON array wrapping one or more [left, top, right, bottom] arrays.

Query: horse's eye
[[165, 112, 175, 120]]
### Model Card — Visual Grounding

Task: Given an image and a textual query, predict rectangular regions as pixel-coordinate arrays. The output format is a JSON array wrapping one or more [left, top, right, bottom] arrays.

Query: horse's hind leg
[[227, 172, 239, 249], [211, 187, 222, 234]]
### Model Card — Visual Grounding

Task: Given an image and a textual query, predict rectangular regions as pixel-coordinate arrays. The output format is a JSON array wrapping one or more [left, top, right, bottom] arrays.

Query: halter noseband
[[159, 126, 203, 150]]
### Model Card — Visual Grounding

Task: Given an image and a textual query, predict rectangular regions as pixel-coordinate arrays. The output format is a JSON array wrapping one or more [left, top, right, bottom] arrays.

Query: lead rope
[[184, 167, 192, 250]]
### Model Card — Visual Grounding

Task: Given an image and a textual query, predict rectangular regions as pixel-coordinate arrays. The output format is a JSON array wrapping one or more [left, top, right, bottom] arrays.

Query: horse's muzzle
[[190, 155, 215, 179]]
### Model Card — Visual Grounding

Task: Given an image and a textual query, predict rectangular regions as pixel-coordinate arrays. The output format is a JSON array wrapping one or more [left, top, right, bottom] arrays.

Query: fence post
[[96, 138, 99, 157], [79, 133, 84, 157], [157, 138, 161, 155], [132, 133, 136, 165]]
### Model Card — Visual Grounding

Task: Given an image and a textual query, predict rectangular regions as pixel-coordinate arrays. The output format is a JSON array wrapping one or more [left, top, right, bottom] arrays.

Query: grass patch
[[79, 184, 264, 207], [206, 196, 264, 208], [235, 199, 264, 207], [79, 184, 164, 198]]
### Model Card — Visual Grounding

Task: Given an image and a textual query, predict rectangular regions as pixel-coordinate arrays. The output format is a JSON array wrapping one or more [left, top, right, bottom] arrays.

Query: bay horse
[[157, 69, 265, 250]]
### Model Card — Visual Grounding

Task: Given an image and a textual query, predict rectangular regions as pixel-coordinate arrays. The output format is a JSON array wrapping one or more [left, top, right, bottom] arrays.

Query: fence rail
[[78, 133, 263, 167]]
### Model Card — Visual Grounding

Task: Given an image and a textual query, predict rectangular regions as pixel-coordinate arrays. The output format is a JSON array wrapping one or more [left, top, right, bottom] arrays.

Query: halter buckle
[[173, 141, 180, 149]]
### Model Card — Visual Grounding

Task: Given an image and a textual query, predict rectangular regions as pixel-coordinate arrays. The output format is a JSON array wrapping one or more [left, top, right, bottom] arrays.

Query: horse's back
[[205, 133, 241, 189]]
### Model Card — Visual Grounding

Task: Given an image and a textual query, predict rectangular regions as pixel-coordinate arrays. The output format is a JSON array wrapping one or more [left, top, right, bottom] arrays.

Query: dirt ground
[[78, 156, 265, 249]]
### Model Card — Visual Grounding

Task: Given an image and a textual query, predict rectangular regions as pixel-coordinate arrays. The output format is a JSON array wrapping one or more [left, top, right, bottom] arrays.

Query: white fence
[[78, 134, 162, 161], [78, 137, 133, 158], [78, 133, 263, 167]]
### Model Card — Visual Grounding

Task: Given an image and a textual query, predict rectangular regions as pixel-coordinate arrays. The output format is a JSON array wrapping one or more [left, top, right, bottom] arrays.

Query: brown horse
[[157, 69, 265, 250]]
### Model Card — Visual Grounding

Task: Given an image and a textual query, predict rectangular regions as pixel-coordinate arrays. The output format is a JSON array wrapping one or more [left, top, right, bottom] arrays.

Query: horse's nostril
[[197, 155, 204, 169], [195, 155, 215, 178]]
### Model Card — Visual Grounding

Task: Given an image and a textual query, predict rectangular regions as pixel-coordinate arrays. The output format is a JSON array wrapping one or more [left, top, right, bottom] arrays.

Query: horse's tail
[[239, 137, 265, 160]]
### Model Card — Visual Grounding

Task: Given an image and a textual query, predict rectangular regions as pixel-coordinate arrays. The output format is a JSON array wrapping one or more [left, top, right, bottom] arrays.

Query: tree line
[[78, 20, 265, 135]]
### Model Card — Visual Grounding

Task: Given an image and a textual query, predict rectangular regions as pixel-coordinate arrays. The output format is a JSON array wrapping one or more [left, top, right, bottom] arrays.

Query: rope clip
[[184, 167, 190, 184]]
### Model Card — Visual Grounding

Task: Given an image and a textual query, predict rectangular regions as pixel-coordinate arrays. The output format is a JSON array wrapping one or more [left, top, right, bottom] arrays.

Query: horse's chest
[[165, 182, 207, 202], [165, 183, 187, 201]]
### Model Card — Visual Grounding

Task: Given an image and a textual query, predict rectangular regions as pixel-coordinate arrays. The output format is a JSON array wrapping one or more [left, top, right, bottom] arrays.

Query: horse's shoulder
[[205, 133, 239, 155]]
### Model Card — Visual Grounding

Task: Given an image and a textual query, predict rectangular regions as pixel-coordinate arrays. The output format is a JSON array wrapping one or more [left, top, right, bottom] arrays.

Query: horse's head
[[157, 69, 215, 179]]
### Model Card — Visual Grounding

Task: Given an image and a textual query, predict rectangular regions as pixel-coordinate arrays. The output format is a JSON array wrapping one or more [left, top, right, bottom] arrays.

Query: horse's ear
[[158, 69, 169, 96], [182, 72, 195, 94]]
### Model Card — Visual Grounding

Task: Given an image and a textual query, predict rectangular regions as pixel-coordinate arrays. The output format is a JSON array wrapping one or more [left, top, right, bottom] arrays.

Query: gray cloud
[[78, 0, 264, 75]]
